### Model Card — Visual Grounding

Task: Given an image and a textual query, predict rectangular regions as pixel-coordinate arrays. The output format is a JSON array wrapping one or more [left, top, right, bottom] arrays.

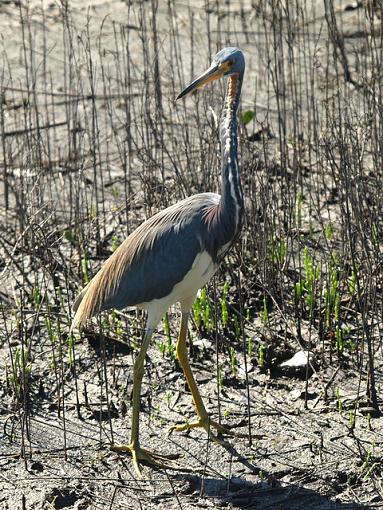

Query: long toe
[[110, 443, 184, 477], [168, 418, 248, 442], [167, 420, 202, 435]]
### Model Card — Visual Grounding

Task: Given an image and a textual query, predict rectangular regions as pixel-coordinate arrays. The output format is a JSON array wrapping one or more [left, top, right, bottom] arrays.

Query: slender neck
[[219, 72, 244, 238], [221, 73, 242, 164]]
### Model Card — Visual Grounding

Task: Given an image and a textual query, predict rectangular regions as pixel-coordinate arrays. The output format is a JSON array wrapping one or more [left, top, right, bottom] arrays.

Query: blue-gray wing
[[72, 193, 220, 328]]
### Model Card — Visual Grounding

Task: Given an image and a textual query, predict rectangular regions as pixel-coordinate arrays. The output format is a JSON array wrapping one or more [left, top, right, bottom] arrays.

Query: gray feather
[[103, 193, 219, 309], [72, 193, 222, 327]]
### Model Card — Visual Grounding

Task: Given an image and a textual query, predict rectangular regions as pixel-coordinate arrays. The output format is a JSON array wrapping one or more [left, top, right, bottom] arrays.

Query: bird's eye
[[220, 60, 233, 72]]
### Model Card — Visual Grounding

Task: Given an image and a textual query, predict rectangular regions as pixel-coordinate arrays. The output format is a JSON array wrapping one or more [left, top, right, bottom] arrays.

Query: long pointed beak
[[177, 64, 224, 100]]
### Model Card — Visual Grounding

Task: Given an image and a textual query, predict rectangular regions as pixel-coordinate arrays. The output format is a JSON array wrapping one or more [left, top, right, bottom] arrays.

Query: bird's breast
[[139, 250, 217, 311]]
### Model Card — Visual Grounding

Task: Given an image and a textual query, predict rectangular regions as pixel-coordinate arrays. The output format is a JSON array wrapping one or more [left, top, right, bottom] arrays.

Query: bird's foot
[[168, 417, 247, 443], [110, 442, 182, 478]]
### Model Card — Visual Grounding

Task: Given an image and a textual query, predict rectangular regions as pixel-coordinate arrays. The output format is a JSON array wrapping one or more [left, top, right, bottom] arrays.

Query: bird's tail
[[70, 238, 128, 333], [70, 284, 90, 333]]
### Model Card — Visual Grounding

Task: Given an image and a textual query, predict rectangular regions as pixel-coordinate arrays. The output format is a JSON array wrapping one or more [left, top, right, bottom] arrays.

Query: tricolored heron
[[71, 47, 246, 476]]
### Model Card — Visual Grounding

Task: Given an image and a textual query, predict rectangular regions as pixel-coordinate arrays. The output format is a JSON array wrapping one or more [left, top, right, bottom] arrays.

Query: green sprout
[[258, 344, 265, 368], [247, 335, 253, 358], [217, 364, 223, 387], [325, 223, 333, 240], [229, 346, 237, 376], [68, 333, 75, 368], [112, 234, 119, 252], [261, 296, 268, 324], [348, 409, 355, 430], [362, 443, 377, 480], [193, 288, 214, 331], [81, 252, 90, 284]]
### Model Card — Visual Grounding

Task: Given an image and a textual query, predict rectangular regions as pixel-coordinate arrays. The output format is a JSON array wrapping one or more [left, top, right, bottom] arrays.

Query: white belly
[[139, 250, 217, 312]]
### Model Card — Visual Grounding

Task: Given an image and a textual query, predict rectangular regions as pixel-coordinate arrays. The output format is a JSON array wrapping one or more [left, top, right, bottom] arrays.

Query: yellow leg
[[168, 308, 246, 442], [111, 313, 181, 477]]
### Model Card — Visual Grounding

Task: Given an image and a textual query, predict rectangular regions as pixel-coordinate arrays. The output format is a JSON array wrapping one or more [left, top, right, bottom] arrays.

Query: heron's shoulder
[[185, 192, 221, 206], [122, 192, 220, 251], [119, 193, 219, 256], [154, 192, 221, 221]]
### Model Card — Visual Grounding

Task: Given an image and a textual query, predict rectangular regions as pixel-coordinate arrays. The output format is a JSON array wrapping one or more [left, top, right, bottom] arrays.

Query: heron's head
[[177, 47, 245, 100]]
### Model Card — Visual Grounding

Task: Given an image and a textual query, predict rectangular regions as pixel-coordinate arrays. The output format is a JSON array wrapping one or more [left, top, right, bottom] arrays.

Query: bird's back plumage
[[71, 193, 221, 330]]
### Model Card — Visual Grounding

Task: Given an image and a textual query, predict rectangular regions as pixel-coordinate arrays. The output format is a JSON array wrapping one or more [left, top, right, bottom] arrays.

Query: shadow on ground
[[171, 473, 368, 510]]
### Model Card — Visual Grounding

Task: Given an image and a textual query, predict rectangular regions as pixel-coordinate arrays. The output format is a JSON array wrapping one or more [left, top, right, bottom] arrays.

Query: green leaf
[[240, 110, 255, 125], [64, 229, 76, 243]]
